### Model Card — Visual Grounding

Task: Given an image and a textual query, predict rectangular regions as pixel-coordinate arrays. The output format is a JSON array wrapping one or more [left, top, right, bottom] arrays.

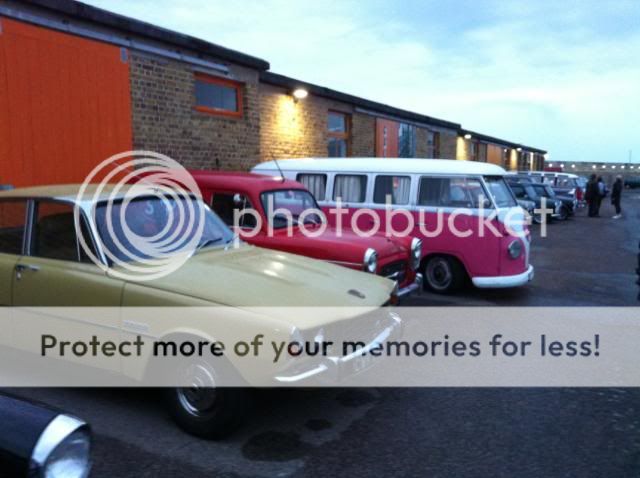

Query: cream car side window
[[0, 200, 27, 255]]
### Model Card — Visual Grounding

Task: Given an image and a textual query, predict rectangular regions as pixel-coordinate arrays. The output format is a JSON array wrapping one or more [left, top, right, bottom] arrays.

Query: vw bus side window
[[0, 200, 27, 255], [418, 177, 489, 208], [333, 175, 367, 203], [373, 175, 411, 205], [297, 174, 327, 201]]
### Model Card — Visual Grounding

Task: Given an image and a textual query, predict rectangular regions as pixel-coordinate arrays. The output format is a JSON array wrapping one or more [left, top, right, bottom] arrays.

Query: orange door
[[375, 118, 399, 157], [0, 18, 132, 187]]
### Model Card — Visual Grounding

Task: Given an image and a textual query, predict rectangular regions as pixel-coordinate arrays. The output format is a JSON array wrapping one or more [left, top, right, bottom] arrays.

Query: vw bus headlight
[[410, 238, 422, 271], [363, 248, 378, 273], [508, 239, 523, 259]]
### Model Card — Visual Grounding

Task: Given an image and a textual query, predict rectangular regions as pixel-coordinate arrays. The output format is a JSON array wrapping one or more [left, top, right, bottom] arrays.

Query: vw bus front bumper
[[472, 265, 534, 289]]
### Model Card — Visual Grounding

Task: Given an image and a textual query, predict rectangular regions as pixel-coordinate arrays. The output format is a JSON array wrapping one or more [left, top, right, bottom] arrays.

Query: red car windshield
[[260, 189, 323, 229]]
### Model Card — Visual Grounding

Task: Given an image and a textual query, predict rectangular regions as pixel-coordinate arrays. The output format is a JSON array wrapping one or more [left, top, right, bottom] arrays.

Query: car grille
[[380, 260, 406, 283]]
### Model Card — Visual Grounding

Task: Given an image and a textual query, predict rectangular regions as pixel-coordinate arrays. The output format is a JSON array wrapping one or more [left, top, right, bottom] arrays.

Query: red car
[[190, 171, 423, 299]]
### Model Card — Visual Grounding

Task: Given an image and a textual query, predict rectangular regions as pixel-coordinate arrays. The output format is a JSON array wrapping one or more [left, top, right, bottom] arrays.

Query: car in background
[[530, 183, 575, 221], [0, 185, 401, 438], [517, 171, 584, 205], [0, 393, 92, 478], [625, 176, 640, 189], [190, 171, 423, 299], [505, 176, 562, 224]]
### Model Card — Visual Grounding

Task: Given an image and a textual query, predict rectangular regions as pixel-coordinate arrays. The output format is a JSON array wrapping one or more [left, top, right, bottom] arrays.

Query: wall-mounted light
[[463, 133, 472, 140], [516, 147, 522, 152], [549, 163, 554, 167], [612, 165, 616, 169], [621, 165, 625, 169], [602, 165, 606, 168], [560, 163, 565, 168], [292, 88, 308, 102], [592, 165, 597, 169], [571, 164, 576, 168]]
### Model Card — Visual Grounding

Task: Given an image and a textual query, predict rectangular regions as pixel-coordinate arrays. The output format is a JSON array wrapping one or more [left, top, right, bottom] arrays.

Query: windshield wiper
[[196, 236, 224, 252]]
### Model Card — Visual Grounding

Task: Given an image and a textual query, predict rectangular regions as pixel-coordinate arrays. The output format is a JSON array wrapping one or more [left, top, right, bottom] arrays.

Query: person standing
[[585, 174, 599, 217], [611, 176, 623, 219], [596, 176, 607, 216]]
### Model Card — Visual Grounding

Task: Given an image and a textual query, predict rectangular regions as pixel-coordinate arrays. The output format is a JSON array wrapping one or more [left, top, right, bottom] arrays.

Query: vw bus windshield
[[483, 176, 517, 208]]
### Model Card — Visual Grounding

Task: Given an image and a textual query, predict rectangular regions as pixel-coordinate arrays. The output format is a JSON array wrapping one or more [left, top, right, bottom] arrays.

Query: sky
[[85, 0, 640, 164]]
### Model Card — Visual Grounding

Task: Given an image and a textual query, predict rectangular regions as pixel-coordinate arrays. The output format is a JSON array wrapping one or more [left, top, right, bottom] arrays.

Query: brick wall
[[351, 114, 375, 157], [439, 132, 457, 159], [129, 51, 261, 171]]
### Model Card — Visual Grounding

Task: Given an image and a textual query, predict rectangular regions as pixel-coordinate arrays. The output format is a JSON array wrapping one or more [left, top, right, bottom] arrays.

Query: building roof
[[459, 128, 547, 155], [253, 158, 507, 176], [16, 0, 270, 70], [260, 72, 461, 131]]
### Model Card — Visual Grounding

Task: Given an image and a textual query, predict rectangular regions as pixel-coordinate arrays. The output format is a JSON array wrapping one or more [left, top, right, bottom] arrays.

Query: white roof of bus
[[253, 158, 507, 176]]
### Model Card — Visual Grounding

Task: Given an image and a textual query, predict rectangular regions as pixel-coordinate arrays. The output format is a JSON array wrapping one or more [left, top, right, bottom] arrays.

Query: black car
[[530, 183, 576, 221], [0, 394, 92, 478], [506, 177, 563, 224]]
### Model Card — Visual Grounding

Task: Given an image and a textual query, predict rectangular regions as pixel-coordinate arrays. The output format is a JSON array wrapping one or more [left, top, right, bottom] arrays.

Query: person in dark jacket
[[585, 174, 599, 217], [611, 176, 623, 219]]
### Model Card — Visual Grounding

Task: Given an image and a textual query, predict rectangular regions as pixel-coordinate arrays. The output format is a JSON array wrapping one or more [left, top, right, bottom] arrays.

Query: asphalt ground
[[4, 191, 639, 477]]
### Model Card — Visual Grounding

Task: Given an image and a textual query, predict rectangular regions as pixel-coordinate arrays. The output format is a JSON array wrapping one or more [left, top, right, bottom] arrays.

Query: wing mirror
[[233, 193, 246, 207]]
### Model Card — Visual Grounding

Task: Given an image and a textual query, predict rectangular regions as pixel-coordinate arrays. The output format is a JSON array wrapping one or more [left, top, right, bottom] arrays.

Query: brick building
[[0, 0, 546, 187]]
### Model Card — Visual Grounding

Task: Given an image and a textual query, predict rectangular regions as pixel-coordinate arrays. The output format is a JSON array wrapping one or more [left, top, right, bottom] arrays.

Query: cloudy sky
[[86, 0, 640, 163]]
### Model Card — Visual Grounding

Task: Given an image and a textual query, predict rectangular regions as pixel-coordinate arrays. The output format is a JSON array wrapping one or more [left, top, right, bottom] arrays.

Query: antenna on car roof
[[271, 156, 286, 183]]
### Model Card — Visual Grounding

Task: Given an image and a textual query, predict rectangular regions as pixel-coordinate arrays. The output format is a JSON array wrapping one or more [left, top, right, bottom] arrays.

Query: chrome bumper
[[397, 272, 423, 299], [274, 312, 403, 384], [472, 265, 534, 289]]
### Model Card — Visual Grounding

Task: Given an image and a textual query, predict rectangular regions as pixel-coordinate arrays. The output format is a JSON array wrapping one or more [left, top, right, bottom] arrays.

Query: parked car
[[253, 158, 533, 293], [0, 185, 402, 438], [0, 393, 92, 478], [530, 183, 575, 220], [506, 176, 563, 223], [189, 171, 422, 299], [625, 176, 640, 189]]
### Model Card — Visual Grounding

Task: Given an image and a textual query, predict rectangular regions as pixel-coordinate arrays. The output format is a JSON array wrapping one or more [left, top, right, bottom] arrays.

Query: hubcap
[[426, 258, 452, 290], [177, 362, 218, 417]]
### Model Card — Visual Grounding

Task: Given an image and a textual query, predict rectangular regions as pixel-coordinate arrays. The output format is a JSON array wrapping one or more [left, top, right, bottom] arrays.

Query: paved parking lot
[[4, 192, 639, 477]]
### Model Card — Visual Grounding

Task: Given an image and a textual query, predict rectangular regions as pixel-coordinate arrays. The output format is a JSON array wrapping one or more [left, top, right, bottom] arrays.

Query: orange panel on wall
[[375, 118, 399, 157], [0, 18, 133, 187]]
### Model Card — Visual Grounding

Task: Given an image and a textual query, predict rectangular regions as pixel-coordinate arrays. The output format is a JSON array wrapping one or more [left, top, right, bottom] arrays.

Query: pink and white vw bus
[[253, 158, 533, 293]]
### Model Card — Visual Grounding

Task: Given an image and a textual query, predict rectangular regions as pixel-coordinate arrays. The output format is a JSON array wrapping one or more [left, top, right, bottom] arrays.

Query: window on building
[[426, 131, 440, 158], [194, 73, 243, 117], [398, 123, 416, 158], [374, 175, 411, 204], [0, 200, 26, 255], [469, 141, 478, 161], [327, 111, 350, 157], [297, 174, 327, 201], [418, 176, 487, 208], [333, 175, 367, 203]]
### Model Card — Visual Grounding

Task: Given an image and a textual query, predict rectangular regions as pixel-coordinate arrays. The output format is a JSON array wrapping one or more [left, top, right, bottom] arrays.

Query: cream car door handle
[[15, 264, 40, 280]]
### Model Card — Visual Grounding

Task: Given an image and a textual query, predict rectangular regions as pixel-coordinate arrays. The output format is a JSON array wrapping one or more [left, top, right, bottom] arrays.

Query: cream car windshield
[[93, 196, 234, 264]]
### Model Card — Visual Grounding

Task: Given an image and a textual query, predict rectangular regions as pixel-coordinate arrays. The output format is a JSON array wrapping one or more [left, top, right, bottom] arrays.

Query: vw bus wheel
[[165, 359, 248, 439], [423, 256, 464, 293]]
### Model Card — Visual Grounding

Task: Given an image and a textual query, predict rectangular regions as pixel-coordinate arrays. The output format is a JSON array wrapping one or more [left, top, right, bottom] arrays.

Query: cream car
[[0, 185, 401, 438]]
